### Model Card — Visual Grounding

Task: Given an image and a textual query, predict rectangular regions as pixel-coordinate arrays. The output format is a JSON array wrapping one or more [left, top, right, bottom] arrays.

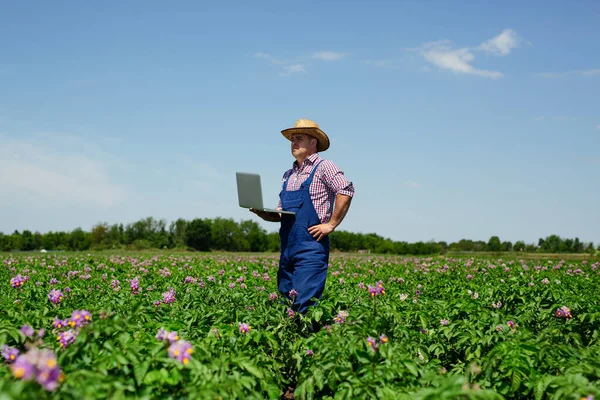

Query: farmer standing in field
[[251, 118, 355, 314]]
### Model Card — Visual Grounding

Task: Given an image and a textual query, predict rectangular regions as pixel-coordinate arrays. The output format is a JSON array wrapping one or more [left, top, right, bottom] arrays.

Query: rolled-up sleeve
[[320, 160, 355, 198]]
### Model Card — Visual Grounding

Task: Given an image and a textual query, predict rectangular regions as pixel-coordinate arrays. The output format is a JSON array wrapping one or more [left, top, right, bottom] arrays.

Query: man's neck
[[294, 156, 306, 167], [294, 152, 316, 168]]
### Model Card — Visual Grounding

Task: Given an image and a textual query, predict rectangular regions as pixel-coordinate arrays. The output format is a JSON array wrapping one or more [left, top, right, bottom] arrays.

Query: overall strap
[[300, 159, 324, 189]]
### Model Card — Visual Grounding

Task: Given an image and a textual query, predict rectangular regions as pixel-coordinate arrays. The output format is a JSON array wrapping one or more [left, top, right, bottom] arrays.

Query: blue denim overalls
[[278, 160, 329, 314]]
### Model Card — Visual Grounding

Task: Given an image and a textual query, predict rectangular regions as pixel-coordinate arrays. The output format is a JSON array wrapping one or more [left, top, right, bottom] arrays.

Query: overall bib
[[278, 160, 330, 314]]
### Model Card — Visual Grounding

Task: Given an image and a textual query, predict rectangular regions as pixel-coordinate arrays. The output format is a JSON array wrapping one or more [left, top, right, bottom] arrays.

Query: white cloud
[[405, 181, 421, 188], [581, 69, 600, 76], [420, 40, 503, 79], [255, 50, 345, 75], [479, 29, 519, 56], [280, 64, 307, 76], [312, 51, 345, 61], [536, 68, 600, 78], [411, 29, 523, 79], [0, 133, 128, 208]]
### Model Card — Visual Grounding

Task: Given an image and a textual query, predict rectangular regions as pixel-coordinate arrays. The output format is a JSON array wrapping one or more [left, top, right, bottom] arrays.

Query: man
[[251, 118, 354, 314]]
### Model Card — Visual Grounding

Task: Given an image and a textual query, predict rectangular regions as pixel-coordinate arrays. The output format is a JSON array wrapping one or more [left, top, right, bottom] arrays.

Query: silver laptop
[[236, 172, 295, 215]]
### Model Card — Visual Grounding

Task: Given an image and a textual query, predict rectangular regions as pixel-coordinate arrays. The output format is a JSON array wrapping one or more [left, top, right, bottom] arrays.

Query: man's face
[[291, 133, 316, 158]]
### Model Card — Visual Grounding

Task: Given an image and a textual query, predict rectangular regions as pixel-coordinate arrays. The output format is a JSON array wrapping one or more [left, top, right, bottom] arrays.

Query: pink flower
[[168, 340, 194, 365], [238, 322, 251, 334], [47, 289, 64, 304]]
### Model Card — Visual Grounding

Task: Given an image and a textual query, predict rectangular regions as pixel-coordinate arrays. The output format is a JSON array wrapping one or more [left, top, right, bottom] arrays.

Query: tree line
[[0, 217, 598, 255]]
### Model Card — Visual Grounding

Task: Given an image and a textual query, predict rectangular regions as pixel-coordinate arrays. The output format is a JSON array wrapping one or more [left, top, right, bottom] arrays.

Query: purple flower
[[20, 325, 34, 337], [168, 340, 194, 365], [333, 310, 349, 324], [110, 279, 121, 291], [440, 319, 449, 326], [10, 356, 36, 380], [358, 282, 366, 290], [10, 348, 63, 391], [269, 292, 278, 301], [49, 278, 59, 286], [507, 320, 515, 328], [466, 274, 473, 280], [238, 322, 251, 334], [36, 363, 62, 391], [48, 289, 64, 304], [162, 288, 176, 304], [80, 310, 92, 323], [10, 274, 25, 288], [379, 334, 388, 343], [52, 317, 67, 330], [166, 331, 180, 343], [68, 310, 91, 328], [56, 330, 77, 348], [289, 289, 298, 298], [130, 276, 140, 294], [153, 300, 162, 307], [2, 345, 19, 363], [287, 309, 295, 318], [368, 281, 385, 297], [155, 328, 168, 341], [367, 336, 378, 351], [554, 306, 572, 319], [306, 349, 314, 356]]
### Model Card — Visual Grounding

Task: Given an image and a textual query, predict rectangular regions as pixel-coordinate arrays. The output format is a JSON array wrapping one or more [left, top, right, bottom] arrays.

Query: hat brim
[[281, 127, 330, 152]]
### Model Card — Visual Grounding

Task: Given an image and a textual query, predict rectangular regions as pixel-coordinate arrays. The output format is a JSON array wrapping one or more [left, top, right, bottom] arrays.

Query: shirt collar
[[293, 153, 321, 171]]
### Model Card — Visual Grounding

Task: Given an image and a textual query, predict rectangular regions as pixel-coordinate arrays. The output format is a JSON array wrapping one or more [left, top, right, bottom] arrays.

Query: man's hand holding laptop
[[249, 208, 282, 222]]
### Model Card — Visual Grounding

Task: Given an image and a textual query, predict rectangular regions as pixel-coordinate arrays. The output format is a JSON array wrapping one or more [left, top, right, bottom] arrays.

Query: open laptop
[[236, 172, 295, 215]]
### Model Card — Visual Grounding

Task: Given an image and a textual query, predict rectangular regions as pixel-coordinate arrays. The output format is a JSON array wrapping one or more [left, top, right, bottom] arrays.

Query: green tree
[[169, 218, 188, 248], [70, 228, 91, 251], [185, 219, 212, 251], [21, 230, 35, 251], [90, 223, 108, 247], [487, 236, 502, 252], [573, 237, 584, 253], [239, 220, 268, 252], [513, 241, 526, 252]]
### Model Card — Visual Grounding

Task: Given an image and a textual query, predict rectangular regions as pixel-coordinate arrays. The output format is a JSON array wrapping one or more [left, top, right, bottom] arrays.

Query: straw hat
[[281, 118, 330, 152]]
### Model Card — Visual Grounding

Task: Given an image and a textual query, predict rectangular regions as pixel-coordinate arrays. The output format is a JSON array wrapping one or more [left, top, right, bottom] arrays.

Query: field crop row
[[1, 253, 599, 399]]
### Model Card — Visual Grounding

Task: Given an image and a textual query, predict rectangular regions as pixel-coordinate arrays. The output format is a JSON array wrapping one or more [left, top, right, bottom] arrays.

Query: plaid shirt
[[277, 153, 355, 223]]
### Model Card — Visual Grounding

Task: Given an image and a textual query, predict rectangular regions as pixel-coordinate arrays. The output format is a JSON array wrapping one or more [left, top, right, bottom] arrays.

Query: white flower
[[399, 294, 408, 301]]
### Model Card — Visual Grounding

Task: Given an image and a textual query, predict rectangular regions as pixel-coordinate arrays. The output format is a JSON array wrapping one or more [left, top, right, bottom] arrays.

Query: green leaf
[[313, 309, 323, 322], [239, 361, 264, 379], [166, 367, 182, 385], [143, 370, 162, 385], [134, 360, 151, 386], [404, 361, 419, 377]]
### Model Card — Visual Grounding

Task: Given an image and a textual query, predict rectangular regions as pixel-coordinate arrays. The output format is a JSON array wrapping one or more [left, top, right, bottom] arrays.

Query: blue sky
[[1, 1, 599, 245]]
